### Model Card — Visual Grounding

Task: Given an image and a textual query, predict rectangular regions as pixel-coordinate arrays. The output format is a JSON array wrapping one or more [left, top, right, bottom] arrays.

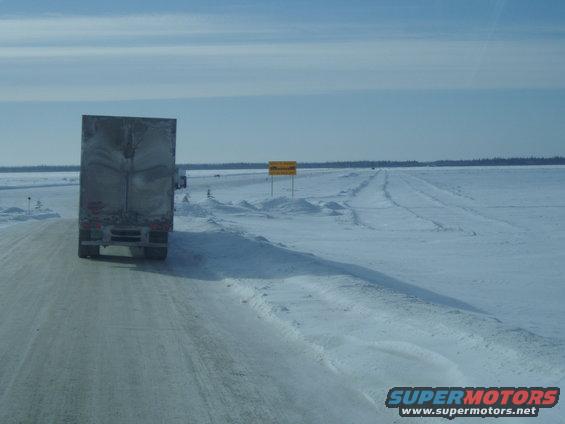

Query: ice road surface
[[0, 166, 563, 423]]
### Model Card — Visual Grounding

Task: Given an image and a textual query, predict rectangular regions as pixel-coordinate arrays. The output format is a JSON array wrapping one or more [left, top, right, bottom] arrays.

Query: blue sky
[[0, 0, 564, 165]]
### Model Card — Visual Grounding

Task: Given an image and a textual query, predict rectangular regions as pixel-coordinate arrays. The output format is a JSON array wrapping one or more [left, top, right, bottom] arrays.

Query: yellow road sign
[[269, 161, 297, 175]]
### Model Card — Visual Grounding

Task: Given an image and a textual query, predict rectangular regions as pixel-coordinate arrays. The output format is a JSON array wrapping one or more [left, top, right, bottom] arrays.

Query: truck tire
[[88, 245, 100, 258], [145, 246, 167, 260], [78, 229, 89, 258], [78, 229, 99, 258], [149, 231, 168, 244], [78, 242, 89, 258]]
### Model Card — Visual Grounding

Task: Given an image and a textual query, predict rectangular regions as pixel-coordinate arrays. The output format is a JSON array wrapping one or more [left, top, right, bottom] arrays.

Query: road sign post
[[291, 175, 294, 198], [268, 161, 297, 197]]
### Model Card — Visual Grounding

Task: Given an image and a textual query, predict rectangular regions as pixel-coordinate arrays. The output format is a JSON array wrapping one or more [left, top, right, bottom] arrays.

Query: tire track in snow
[[410, 174, 475, 201], [348, 171, 380, 198], [382, 171, 447, 232], [401, 173, 521, 232], [342, 171, 380, 230]]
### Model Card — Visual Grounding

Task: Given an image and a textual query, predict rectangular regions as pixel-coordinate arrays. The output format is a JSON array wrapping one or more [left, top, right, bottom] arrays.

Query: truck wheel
[[88, 245, 100, 257], [78, 243, 89, 258], [78, 229, 89, 258], [145, 247, 167, 260], [78, 229, 99, 258], [149, 231, 168, 244]]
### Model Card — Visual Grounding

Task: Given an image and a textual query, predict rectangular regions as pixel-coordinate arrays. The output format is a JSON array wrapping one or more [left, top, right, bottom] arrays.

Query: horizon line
[[1, 156, 564, 172]]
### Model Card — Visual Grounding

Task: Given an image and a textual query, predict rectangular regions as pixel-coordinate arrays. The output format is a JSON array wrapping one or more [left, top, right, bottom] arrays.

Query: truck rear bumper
[[79, 224, 169, 248], [81, 240, 167, 248]]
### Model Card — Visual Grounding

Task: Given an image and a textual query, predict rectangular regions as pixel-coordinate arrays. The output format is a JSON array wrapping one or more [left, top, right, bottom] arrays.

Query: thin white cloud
[[0, 14, 276, 43], [1, 14, 564, 101]]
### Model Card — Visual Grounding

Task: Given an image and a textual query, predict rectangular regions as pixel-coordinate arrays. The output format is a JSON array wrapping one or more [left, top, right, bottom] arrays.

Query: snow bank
[[175, 196, 332, 220], [0, 206, 60, 224], [236, 200, 258, 210], [173, 224, 564, 422], [258, 197, 322, 214], [175, 197, 261, 218], [320, 201, 345, 211], [175, 201, 210, 218], [200, 198, 251, 214], [2, 206, 26, 214], [171, 165, 565, 422]]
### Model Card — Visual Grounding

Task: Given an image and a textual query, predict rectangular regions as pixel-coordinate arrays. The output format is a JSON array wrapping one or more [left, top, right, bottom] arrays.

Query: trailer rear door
[[80, 115, 177, 225]]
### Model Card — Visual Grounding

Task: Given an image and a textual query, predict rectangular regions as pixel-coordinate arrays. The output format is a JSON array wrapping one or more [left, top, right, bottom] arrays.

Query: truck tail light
[[150, 223, 170, 231], [81, 222, 101, 230]]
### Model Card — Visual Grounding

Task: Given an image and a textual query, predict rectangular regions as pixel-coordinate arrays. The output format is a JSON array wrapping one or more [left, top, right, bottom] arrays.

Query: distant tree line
[[1, 156, 564, 173]]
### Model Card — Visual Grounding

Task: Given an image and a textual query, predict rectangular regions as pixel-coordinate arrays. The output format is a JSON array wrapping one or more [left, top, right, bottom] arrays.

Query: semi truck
[[78, 115, 186, 260]]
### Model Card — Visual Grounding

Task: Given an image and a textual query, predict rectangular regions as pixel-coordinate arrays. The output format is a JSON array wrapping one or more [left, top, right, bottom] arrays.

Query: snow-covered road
[[0, 219, 378, 423], [0, 166, 563, 423]]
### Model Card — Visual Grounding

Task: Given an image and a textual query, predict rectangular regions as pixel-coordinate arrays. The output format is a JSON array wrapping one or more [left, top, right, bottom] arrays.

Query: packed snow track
[[0, 219, 377, 424]]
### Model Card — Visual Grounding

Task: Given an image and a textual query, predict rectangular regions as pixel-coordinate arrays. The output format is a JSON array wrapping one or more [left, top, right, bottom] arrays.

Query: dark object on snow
[[78, 115, 183, 260]]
